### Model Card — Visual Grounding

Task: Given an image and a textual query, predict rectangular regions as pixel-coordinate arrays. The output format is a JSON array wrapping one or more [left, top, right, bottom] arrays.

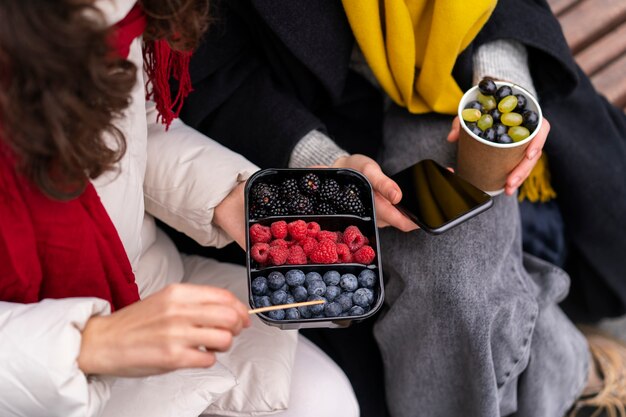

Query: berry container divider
[[245, 168, 384, 330]]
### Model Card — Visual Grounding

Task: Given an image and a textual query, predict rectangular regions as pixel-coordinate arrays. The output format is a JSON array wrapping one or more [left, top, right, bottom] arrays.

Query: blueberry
[[340, 274, 358, 292], [478, 78, 497, 96], [307, 279, 327, 297], [292, 285, 308, 302], [285, 269, 306, 287], [324, 302, 343, 318], [353, 288, 375, 307], [325, 285, 342, 302], [358, 269, 377, 288], [286, 294, 295, 304], [495, 85, 513, 102], [285, 308, 300, 320], [267, 309, 285, 320], [323, 270, 341, 286], [254, 295, 271, 308], [307, 295, 327, 315], [299, 305, 313, 318], [305, 272, 323, 285], [251, 276, 268, 296], [348, 305, 366, 316], [267, 271, 286, 290], [271, 289, 288, 305], [279, 283, 289, 292], [336, 292, 354, 312]]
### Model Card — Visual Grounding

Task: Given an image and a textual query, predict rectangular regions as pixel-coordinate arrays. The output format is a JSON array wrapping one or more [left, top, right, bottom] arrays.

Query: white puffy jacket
[[0, 1, 294, 416]]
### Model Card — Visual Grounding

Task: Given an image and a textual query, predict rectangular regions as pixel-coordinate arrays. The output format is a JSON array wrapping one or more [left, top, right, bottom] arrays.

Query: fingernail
[[527, 149, 538, 160], [389, 190, 398, 202]]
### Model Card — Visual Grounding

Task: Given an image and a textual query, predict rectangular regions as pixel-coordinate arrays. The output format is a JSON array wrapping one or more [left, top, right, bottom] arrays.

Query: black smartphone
[[389, 159, 493, 234]]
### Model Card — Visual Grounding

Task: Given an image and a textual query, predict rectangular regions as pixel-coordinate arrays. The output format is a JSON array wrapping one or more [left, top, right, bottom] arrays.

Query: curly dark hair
[[0, 0, 210, 200]]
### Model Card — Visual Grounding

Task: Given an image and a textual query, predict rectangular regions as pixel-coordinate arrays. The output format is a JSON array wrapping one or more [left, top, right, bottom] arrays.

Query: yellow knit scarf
[[342, 0, 555, 202]]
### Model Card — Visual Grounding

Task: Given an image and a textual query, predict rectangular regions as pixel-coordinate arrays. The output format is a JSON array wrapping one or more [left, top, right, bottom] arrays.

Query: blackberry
[[280, 178, 299, 199], [345, 183, 361, 197], [250, 183, 280, 209], [319, 179, 340, 201], [317, 202, 336, 215], [288, 193, 314, 215], [335, 187, 365, 216], [268, 201, 289, 217], [299, 173, 320, 195]]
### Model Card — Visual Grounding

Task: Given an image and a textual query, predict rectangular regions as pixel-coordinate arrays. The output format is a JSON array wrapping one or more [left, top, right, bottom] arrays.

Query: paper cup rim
[[458, 80, 543, 149]]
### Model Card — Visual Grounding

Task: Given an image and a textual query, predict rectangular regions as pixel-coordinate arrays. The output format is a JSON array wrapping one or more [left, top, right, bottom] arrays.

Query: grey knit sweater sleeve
[[472, 39, 538, 98], [288, 129, 349, 168]]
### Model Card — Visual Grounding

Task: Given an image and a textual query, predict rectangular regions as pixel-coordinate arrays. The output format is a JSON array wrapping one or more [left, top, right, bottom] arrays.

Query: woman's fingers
[[374, 193, 418, 232], [504, 118, 551, 195], [447, 117, 461, 142], [333, 155, 402, 204]]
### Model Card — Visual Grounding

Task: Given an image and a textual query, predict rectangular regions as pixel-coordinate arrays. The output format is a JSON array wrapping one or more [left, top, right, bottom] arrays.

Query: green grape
[[461, 108, 481, 123], [508, 126, 530, 142], [477, 92, 496, 111], [477, 114, 493, 131], [498, 95, 518, 113], [501, 112, 523, 126]]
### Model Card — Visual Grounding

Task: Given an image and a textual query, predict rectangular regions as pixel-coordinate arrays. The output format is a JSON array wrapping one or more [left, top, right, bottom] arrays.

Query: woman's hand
[[332, 155, 418, 232], [78, 284, 250, 377], [213, 181, 247, 249], [447, 116, 551, 196]]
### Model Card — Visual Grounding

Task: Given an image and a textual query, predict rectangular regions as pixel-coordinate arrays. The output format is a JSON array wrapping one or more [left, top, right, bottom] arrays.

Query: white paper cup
[[456, 81, 543, 194]]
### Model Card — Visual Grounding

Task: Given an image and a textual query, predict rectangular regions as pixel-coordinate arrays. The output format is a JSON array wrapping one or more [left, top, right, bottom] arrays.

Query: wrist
[[78, 315, 110, 375], [213, 182, 246, 248]]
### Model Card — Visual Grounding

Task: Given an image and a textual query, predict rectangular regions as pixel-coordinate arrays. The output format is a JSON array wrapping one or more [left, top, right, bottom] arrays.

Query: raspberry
[[288, 220, 307, 241], [353, 245, 376, 265], [268, 245, 289, 266], [286, 245, 307, 265], [301, 237, 318, 256], [270, 239, 289, 249], [336, 231, 343, 244], [306, 222, 321, 238], [336, 243, 353, 263], [270, 221, 288, 239], [317, 230, 338, 242], [309, 239, 338, 264], [249, 223, 272, 244], [250, 243, 270, 264], [343, 225, 366, 252]]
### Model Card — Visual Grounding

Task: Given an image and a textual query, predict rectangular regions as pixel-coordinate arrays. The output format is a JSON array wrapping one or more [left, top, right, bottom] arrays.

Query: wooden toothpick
[[248, 299, 326, 315]]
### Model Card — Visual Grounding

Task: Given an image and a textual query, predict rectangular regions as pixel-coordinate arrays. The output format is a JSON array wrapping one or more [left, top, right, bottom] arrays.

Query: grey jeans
[[374, 106, 589, 417]]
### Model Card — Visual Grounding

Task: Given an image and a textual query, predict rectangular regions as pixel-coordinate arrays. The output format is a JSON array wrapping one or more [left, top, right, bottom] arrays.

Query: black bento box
[[245, 168, 384, 330]]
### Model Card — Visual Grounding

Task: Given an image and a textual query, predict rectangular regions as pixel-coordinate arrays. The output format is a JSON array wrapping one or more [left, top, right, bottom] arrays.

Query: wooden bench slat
[[575, 23, 626, 76], [558, 0, 626, 53], [591, 53, 626, 108], [547, 0, 581, 16]]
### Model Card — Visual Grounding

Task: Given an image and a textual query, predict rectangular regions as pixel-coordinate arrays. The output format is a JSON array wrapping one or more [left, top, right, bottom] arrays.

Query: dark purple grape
[[482, 127, 496, 142], [494, 123, 507, 137], [478, 78, 497, 96], [495, 85, 513, 102], [466, 122, 483, 137], [514, 94, 528, 112], [464, 100, 483, 111], [489, 108, 502, 123], [496, 134, 514, 144], [522, 110, 539, 131]]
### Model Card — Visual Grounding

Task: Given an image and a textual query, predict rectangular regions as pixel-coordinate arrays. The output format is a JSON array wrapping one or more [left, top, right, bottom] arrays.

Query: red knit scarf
[[0, 4, 192, 310]]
